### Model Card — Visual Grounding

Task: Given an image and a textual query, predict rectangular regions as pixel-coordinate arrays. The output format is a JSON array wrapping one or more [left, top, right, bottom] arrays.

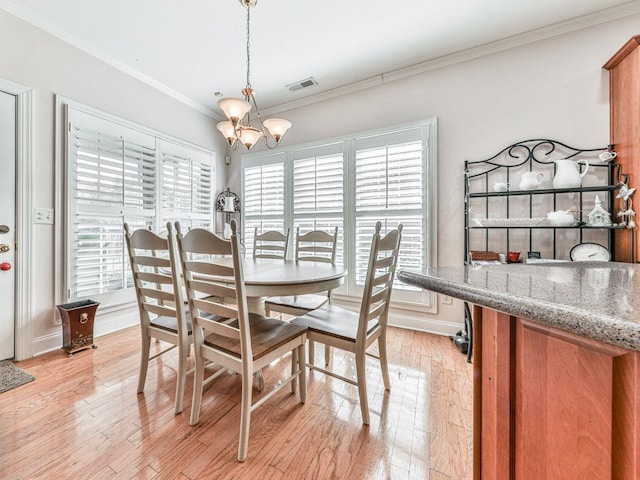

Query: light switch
[[33, 208, 54, 224]]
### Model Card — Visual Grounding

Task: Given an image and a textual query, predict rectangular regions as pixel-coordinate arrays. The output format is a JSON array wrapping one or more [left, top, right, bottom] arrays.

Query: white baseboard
[[332, 297, 463, 337], [32, 308, 138, 357], [388, 312, 463, 337]]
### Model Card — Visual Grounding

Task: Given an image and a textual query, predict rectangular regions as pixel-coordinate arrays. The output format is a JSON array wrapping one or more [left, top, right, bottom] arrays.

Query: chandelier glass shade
[[217, 0, 292, 150]]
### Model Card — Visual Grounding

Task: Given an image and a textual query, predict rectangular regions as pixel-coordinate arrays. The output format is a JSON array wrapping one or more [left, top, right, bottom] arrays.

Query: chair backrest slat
[[144, 303, 177, 318], [375, 255, 396, 269], [132, 255, 171, 268], [188, 280, 237, 302], [369, 287, 388, 306], [192, 298, 239, 320], [177, 221, 252, 361], [184, 260, 234, 278], [197, 317, 240, 340], [253, 228, 290, 259], [127, 228, 169, 250], [357, 222, 403, 341], [139, 287, 175, 303], [295, 226, 339, 265], [372, 272, 392, 286], [137, 271, 173, 285]]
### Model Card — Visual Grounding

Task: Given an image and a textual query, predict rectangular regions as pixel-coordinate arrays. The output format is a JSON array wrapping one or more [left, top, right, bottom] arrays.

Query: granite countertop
[[397, 262, 640, 352]]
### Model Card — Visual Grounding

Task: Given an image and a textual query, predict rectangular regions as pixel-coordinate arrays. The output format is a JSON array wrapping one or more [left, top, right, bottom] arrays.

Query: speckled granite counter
[[397, 262, 640, 352]]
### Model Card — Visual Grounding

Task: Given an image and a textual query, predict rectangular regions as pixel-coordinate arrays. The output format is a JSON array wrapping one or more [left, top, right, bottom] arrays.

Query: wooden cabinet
[[474, 305, 640, 479], [604, 36, 640, 262]]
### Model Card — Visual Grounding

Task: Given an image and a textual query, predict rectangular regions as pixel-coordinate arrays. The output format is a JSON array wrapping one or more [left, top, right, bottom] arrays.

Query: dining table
[[229, 257, 347, 314]]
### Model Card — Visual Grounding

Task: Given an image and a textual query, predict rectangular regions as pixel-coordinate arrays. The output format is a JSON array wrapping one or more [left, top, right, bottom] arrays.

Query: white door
[[0, 90, 16, 360]]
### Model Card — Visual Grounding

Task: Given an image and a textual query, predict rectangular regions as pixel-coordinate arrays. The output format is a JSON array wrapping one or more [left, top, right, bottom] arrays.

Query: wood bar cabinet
[[604, 35, 640, 262], [473, 305, 640, 479]]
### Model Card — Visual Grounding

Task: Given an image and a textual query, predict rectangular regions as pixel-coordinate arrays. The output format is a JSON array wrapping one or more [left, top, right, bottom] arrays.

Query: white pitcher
[[553, 159, 589, 189], [519, 171, 544, 190]]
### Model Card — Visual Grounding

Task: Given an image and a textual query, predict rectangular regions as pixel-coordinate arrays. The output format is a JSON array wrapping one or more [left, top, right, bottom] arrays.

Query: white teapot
[[519, 171, 544, 190], [553, 159, 589, 189], [546, 210, 575, 227]]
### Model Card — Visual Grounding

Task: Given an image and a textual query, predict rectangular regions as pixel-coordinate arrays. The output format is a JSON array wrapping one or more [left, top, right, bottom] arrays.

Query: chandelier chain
[[245, 2, 251, 90]]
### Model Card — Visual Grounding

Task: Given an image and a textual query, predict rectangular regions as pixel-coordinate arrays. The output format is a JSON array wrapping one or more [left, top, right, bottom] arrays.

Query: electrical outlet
[[441, 295, 453, 305], [33, 208, 54, 224]]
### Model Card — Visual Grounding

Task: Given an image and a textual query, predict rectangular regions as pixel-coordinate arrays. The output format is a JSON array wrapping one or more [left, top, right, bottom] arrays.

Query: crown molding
[[2, 0, 640, 118], [265, 0, 640, 116], [0, 0, 218, 118]]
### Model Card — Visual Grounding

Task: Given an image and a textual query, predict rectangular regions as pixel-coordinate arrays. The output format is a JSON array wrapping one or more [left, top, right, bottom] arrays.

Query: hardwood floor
[[0, 326, 473, 479]]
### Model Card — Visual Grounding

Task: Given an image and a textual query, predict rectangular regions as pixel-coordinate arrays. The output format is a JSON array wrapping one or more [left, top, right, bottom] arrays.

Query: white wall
[[0, 10, 227, 357], [228, 13, 640, 330]]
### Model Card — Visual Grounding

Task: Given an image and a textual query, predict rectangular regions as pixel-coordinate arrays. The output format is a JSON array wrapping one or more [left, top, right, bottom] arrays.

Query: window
[[160, 140, 213, 230], [292, 144, 344, 266], [64, 105, 214, 306], [243, 156, 286, 255], [355, 131, 424, 291], [241, 120, 436, 310]]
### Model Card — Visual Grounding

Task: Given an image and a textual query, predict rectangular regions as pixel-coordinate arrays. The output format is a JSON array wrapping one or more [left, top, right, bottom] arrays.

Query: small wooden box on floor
[[56, 300, 99, 356]]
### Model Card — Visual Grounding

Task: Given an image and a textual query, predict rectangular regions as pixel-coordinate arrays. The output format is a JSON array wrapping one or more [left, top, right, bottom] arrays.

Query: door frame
[[0, 78, 34, 361]]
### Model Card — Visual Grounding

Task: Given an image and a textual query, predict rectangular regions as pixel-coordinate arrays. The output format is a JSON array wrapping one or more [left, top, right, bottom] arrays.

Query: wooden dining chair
[[253, 228, 290, 259], [265, 227, 339, 363], [265, 227, 339, 317], [124, 223, 191, 415], [174, 220, 307, 462], [291, 221, 402, 425]]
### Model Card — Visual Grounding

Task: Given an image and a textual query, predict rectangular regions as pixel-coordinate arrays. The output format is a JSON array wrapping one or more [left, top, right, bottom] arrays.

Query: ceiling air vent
[[287, 77, 318, 92]]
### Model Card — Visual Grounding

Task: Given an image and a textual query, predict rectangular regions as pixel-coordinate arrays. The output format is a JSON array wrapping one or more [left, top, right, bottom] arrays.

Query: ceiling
[[3, 0, 639, 117]]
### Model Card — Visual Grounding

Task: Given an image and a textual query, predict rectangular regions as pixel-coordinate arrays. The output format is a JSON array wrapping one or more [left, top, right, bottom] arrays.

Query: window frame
[[57, 99, 216, 310], [241, 119, 437, 313]]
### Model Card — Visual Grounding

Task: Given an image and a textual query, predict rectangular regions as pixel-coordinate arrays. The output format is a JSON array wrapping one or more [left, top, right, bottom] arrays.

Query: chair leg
[[291, 348, 298, 393], [238, 368, 253, 462], [189, 350, 205, 426], [137, 332, 151, 394], [255, 370, 265, 391], [355, 352, 370, 425], [309, 341, 315, 365], [379, 334, 391, 391], [324, 345, 331, 366], [298, 344, 306, 404], [174, 342, 188, 415]]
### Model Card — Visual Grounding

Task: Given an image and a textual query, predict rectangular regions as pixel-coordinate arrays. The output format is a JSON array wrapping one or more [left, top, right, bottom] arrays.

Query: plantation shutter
[[243, 156, 285, 256], [160, 140, 213, 230], [65, 106, 215, 306], [292, 143, 345, 266], [354, 128, 424, 291], [67, 109, 156, 303]]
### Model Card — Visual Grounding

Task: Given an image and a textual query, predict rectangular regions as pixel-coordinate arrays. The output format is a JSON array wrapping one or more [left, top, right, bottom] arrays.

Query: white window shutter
[[65, 106, 214, 305]]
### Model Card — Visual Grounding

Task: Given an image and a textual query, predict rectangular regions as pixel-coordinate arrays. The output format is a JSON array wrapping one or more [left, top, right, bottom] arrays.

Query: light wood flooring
[[0, 326, 473, 479]]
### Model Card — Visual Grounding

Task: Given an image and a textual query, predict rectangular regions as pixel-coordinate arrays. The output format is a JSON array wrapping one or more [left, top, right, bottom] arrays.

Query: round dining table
[[234, 257, 347, 314]]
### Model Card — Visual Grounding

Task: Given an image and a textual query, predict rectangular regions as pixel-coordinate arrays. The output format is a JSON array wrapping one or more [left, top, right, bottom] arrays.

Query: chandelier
[[216, 0, 292, 150]]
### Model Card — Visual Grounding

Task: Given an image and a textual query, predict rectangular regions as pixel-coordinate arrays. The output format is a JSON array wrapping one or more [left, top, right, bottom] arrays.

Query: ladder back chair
[[124, 223, 191, 415], [175, 220, 307, 462], [291, 221, 403, 425], [253, 228, 290, 259], [265, 227, 339, 317]]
